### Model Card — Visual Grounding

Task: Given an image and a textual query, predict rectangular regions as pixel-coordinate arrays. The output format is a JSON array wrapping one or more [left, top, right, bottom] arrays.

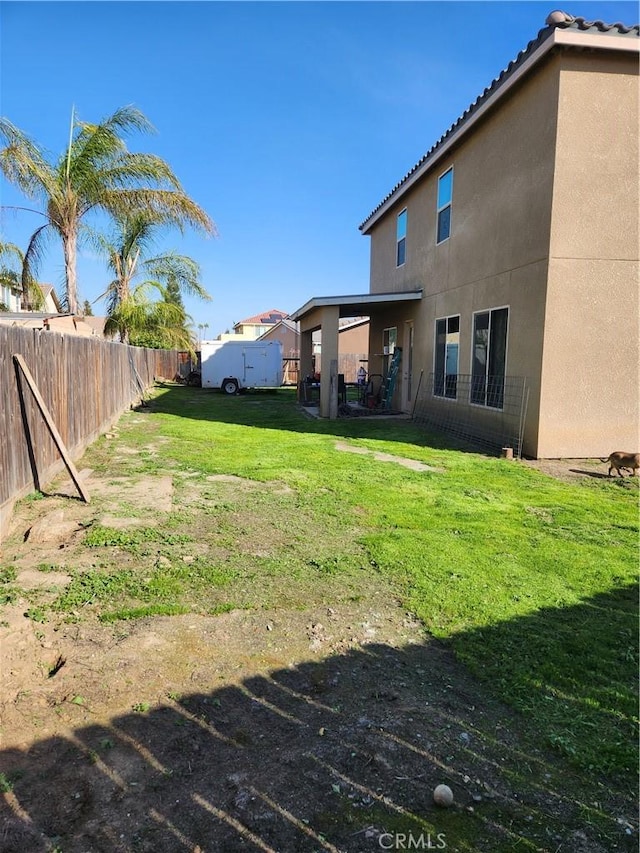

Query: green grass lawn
[[20, 384, 640, 786]]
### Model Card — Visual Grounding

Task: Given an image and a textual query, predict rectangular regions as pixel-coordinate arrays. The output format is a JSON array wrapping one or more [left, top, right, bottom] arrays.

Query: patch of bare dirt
[[2, 599, 635, 852], [521, 457, 620, 484], [335, 441, 442, 473], [0, 469, 636, 852]]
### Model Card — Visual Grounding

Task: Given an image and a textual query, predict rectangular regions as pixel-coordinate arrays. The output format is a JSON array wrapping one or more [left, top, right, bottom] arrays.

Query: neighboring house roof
[[256, 317, 299, 340], [235, 309, 289, 327], [81, 316, 111, 337], [339, 317, 369, 331], [18, 282, 62, 312], [38, 283, 62, 312], [359, 10, 639, 234], [277, 317, 299, 333]]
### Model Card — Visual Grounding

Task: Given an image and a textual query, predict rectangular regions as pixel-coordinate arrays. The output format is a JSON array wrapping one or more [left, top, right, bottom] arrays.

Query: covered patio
[[289, 290, 422, 418]]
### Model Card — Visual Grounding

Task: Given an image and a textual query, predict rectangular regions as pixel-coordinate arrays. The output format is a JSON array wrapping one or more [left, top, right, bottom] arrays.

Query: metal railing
[[412, 373, 529, 458]]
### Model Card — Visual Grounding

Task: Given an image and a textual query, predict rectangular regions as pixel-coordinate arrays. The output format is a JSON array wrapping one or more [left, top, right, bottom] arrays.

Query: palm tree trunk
[[63, 229, 78, 314]]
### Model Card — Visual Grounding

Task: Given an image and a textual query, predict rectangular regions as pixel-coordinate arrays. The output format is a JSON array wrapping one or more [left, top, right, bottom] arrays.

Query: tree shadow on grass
[[449, 583, 638, 780], [143, 384, 502, 458], [0, 586, 637, 852]]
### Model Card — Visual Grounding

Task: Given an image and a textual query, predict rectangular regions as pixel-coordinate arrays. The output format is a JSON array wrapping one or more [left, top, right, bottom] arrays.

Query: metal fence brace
[[412, 373, 529, 459]]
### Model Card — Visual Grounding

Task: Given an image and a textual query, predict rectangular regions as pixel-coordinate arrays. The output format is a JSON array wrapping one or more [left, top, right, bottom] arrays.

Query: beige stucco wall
[[365, 47, 639, 457], [259, 324, 300, 356], [538, 52, 640, 457], [311, 321, 370, 384], [368, 57, 559, 298], [218, 330, 260, 342], [339, 322, 369, 355], [539, 258, 639, 456], [366, 58, 561, 453]]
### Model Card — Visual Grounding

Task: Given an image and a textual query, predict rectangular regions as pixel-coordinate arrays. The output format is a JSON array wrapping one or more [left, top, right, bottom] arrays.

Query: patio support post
[[319, 305, 339, 418], [299, 329, 314, 401]]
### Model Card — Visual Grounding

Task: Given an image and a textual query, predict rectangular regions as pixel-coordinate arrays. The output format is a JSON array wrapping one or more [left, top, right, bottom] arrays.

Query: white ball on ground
[[433, 784, 454, 807]]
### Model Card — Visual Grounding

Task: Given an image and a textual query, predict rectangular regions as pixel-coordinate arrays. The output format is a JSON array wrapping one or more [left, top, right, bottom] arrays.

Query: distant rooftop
[[235, 309, 289, 327]]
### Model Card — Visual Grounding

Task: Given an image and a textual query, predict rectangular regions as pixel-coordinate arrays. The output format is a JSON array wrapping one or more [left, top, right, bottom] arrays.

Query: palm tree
[[98, 214, 211, 344], [0, 105, 215, 314]]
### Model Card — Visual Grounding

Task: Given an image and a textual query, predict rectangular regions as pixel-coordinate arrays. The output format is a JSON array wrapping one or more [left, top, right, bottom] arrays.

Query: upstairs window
[[434, 315, 460, 398], [436, 167, 453, 244], [396, 208, 407, 266], [471, 307, 508, 409]]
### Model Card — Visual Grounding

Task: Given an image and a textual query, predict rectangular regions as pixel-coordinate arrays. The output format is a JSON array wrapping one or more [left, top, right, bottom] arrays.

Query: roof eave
[[359, 27, 639, 235], [290, 290, 423, 322]]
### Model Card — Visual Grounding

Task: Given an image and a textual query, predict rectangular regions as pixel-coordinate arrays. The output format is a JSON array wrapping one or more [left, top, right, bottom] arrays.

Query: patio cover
[[289, 290, 422, 417]]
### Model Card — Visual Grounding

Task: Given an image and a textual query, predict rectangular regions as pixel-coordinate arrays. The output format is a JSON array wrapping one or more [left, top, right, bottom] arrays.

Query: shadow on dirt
[[1, 587, 636, 852], [569, 469, 633, 485]]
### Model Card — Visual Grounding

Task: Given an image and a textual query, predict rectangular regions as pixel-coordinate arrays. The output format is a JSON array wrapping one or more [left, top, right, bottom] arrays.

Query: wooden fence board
[[0, 326, 178, 539], [13, 354, 91, 504]]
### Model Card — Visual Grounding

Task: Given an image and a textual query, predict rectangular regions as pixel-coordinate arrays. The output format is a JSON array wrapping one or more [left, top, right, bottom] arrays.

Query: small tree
[[164, 275, 185, 311]]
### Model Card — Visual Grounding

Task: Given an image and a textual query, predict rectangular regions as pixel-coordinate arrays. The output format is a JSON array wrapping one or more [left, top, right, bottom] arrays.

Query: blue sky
[[1, 1, 637, 338]]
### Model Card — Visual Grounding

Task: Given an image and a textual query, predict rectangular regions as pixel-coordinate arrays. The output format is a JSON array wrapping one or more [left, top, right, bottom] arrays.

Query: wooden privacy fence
[[0, 325, 179, 539]]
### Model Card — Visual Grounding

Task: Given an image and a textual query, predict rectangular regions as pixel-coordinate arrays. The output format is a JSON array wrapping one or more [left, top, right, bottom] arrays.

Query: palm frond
[[89, 105, 156, 138], [143, 252, 211, 301], [102, 279, 123, 316], [22, 223, 51, 294], [148, 299, 189, 326], [64, 106, 155, 184], [97, 152, 182, 189], [0, 118, 58, 200], [94, 184, 215, 235], [22, 273, 45, 310], [119, 214, 158, 260], [104, 292, 152, 343], [0, 237, 45, 309], [83, 222, 113, 258], [0, 241, 25, 266]]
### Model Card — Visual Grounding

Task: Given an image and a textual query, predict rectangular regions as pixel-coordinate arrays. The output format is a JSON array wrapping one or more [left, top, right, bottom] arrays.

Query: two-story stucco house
[[291, 10, 639, 459]]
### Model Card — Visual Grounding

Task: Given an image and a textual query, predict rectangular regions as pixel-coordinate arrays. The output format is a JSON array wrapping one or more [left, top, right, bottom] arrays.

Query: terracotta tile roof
[[235, 309, 289, 326], [359, 10, 639, 232], [546, 9, 638, 33]]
